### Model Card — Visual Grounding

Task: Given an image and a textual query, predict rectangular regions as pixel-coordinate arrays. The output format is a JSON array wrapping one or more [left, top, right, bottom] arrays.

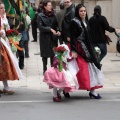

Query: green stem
[[59, 54, 63, 71]]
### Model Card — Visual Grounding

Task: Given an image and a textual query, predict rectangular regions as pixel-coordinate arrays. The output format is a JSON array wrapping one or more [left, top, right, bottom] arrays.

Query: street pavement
[[0, 29, 120, 120]]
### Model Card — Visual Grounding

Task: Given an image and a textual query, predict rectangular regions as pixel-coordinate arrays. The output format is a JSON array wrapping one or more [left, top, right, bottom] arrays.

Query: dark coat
[[89, 15, 115, 44], [70, 18, 101, 69], [56, 9, 65, 31], [37, 12, 59, 57], [62, 4, 75, 43]]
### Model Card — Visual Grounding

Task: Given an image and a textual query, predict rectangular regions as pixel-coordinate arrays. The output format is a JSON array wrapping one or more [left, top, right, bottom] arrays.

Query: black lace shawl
[[70, 17, 101, 70]]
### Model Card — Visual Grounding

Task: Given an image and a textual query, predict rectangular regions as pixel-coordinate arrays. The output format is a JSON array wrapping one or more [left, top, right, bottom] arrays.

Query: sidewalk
[[1, 29, 120, 93]]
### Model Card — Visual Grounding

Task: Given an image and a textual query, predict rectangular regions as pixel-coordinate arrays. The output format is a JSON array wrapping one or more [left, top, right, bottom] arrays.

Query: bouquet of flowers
[[6, 29, 23, 53], [54, 46, 66, 71]]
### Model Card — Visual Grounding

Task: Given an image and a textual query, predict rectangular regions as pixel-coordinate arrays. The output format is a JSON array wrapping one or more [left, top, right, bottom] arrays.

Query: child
[[43, 44, 79, 102]]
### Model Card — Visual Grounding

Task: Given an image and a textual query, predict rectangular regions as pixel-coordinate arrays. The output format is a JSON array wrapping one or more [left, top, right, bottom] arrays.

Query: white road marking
[[0, 100, 52, 104], [100, 99, 120, 102]]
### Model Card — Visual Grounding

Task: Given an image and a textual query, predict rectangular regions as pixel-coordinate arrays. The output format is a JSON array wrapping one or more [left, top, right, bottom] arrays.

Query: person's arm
[[67, 57, 74, 62], [66, 9, 75, 38], [37, 14, 51, 33], [54, 15, 61, 36], [102, 16, 115, 32], [70, 20, 81, 51]]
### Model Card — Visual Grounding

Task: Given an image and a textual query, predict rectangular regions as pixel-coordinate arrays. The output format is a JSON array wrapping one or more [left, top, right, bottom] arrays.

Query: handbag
[[105, 34, 112, 45]]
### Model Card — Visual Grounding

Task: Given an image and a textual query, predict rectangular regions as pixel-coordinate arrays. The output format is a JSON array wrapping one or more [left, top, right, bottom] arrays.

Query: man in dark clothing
[[56, 3, 65, 44], [31, 4, 38, 42], [62, 0, 75, 44], [61, 0, 75, 98], [37, 1, 43, 13], [15, 16, 26, 69], [89, 5, 116, 62]]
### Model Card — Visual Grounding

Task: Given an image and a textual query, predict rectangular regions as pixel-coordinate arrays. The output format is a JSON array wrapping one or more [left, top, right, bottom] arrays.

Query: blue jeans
[[97, 43, 107, 62]]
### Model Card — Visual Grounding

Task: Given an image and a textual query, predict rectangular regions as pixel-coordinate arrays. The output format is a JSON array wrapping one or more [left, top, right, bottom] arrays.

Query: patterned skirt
[[0, 43, 19, 81]]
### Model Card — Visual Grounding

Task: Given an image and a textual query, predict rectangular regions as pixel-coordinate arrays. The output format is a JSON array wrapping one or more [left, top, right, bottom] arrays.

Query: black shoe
[[0, 90, 3, 94], [19, 66, 24, 69], [63, 91, 70, 98], [31, 40, 37, 42], [43, 70, 47, 75], [25, 56, 29, 58], [89, 92, 101, 99]]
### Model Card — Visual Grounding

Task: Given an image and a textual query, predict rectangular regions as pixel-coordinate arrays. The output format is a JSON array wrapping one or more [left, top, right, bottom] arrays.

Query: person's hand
[[115, 29, 120, 34], [72, 51, 78, 58], [56, 31, 61, 36], [67, 37, 70, 42], [0, 31, 3, 37], [51, 28, 57, 35]]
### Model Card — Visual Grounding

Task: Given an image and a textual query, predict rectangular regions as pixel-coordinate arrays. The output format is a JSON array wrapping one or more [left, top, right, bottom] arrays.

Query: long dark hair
[[75, 4, 88, 21], [93, 5, 101, 18]]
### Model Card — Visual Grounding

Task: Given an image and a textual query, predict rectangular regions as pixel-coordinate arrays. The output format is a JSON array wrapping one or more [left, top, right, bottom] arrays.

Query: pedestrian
[[69, 4, 104, 99], [61, 0, 75, 98], [89, 5, 116, 62], [0, 2, 23, 96], [22, 10, 31, 58], [37, 0, 61, 75], [62, 0, 75, 44], [16, 14, 26, 69], [37, 1, 43, 13], [43, 44, 79, 102], [31, 3, 38, 42], [56, 2, 65, 44]]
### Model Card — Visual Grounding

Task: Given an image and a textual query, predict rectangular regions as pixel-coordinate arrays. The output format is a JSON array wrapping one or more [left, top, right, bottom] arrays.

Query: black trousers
[[42, 57, 53, 72], [24, 30, 29, 57], [31, 21, 37, 41], [17, 40, 24, 68], [24, 40, 29, 57], [58, 31, 63, 45]]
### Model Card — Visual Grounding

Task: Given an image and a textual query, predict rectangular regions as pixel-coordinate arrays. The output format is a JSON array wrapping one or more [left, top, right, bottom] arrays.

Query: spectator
[[37, 0, 61, 75], [89, 5, 116, 62], [31, 3, 37, 42], [56, 3, 65, 44], [62, 0, 75, 44]]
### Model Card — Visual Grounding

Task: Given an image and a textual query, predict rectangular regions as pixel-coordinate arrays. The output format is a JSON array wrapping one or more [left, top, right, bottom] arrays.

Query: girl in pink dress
[[43, 44, 79, 102]]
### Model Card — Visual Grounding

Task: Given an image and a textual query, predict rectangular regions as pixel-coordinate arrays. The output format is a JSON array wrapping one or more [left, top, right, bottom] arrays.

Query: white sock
[[90, 90, 98, 96], [2, 80, 10, 91], [53, 87, 57, 97]]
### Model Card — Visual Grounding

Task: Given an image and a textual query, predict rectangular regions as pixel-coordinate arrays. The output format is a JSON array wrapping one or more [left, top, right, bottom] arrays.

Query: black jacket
[[62, 4, 75, 42], [37, 12, 59, 57], [89, 15, 115, 44]]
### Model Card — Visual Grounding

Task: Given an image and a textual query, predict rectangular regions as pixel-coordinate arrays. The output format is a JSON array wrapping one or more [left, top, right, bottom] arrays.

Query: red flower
[[55, 46, 66, 54], [6, 29, 19, 37]]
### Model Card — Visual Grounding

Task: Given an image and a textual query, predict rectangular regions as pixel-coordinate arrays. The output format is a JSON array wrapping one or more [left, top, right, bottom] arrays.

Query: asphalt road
[[0, 90, 120, 120]]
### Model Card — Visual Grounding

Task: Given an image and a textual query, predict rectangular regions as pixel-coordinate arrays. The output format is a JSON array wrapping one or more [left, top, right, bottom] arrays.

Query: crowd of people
[[0, 0, 119, 102]]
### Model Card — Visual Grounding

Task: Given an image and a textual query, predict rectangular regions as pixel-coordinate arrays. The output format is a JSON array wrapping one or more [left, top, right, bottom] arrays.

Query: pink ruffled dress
[[43, 57, 78, 92]]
